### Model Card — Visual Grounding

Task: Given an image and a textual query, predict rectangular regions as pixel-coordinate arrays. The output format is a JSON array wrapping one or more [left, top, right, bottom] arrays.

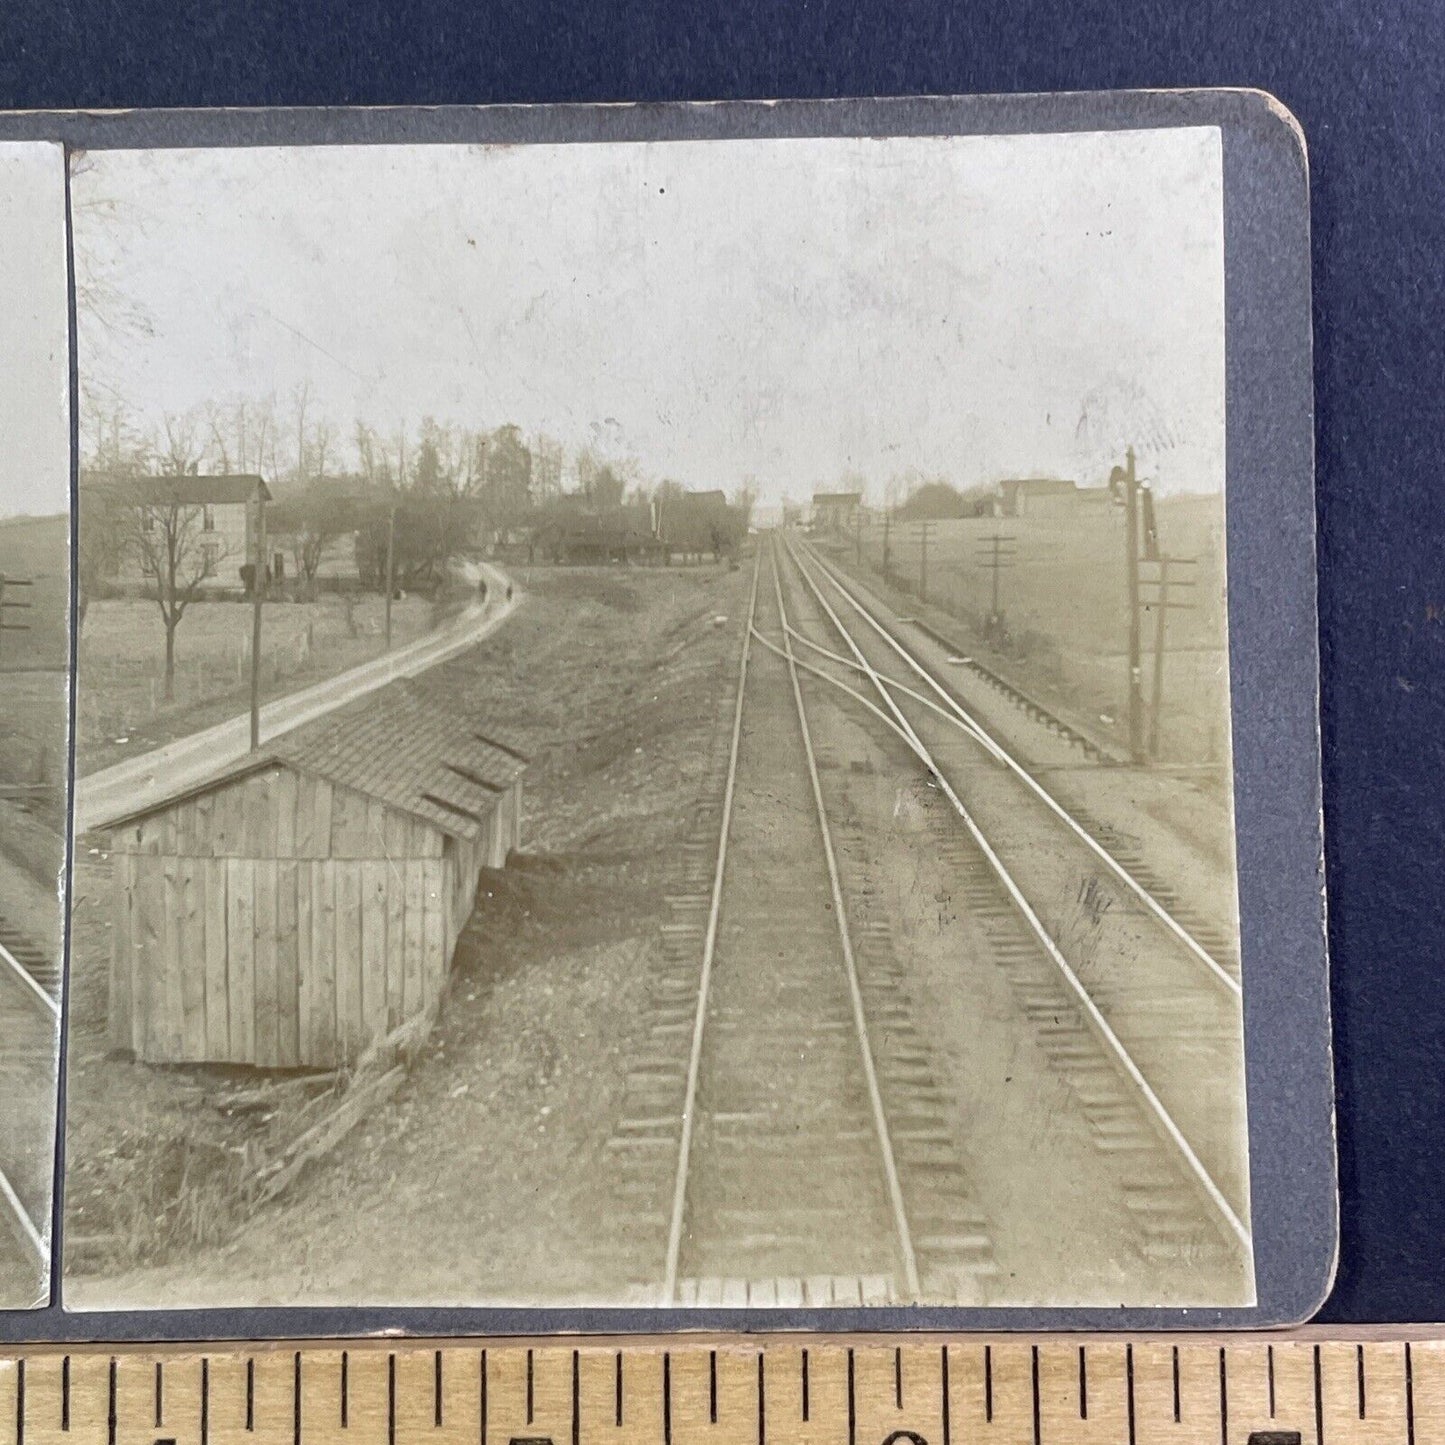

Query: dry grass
[[75, 593, 436, 773], [824, 495, 1231, 763]]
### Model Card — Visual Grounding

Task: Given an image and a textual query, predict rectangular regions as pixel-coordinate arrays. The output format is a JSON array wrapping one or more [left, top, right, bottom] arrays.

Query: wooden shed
[[101, 681, 526, 1070]]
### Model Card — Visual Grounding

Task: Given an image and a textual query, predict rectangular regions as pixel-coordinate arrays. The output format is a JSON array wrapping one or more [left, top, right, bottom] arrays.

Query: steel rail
[[0, 938, 60, 1019], [779, 534, 1252, 1256], [768, 538, 921, 1298], [661, 546, 764, 1305], [794, 538, 1242, 1000], [780, 621, 1008, 761], [0, 1162, 46, 1274]]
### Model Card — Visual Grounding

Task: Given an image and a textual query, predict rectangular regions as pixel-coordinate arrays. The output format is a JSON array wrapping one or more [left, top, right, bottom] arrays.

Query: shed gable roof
[[99, 678, 526, 842], [93, 474, 272, 506], [270, 680, 525, 840]]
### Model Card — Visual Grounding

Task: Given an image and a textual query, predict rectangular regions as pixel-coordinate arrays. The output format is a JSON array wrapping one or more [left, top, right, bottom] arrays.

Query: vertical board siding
[[360, 859, 388, 1040], [336, 863, 364, 1058], [274, 768, 299, 859], [133, 857, 164, 1060], [253, 858, 279, 1068], [109, 852, 135, 1054], [227, 858, 256, 1063], [178, 857, 207, 1061], [108, 766, 512, 1068], [160, 856, 184, 1059], [203, 856, 229, 1060], [277, 861, 300, 1067], [385, 860, 406, 1030], [403, 860, 425, 1020], [422, 858, 446, 1007], [310, 859, 338, 1066]]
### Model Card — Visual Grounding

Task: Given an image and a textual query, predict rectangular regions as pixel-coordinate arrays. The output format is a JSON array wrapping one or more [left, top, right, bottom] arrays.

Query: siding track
[[780, 534, 1252, 1267], [0, 909, 58, 1291]]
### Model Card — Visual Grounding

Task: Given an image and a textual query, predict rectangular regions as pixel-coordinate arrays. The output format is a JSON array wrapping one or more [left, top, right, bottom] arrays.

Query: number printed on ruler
[[1, 1341, 1443, 1445]]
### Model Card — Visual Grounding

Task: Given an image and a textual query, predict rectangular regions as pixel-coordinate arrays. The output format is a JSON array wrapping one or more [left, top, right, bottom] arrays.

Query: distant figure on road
[[506, 583, 513, 601], [477, 577, 488, 604]]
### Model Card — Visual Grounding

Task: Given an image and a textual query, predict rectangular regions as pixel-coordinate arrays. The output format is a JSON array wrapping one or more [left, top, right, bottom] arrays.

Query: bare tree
[[154, 411, 204, 476], [122, 478, 238, 701], [270, 482, 353, 598]]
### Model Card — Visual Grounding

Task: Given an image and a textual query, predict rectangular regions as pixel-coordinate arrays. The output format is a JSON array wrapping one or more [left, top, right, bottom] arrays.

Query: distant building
[[100, 678, 526, 1070], [812, 491, 862, 532], [91, 473, 273, 594], [654, 489, 734, 560], [993, 477, 1081, 519]]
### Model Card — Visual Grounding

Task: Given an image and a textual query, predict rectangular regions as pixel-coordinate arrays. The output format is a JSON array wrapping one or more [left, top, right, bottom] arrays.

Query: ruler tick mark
[[201, 1359, 210, 1445], [757, 1352, 765, 1445], [108, 1358, 117, 1445], [435, 1350, 444, 1428], [1219, 1347, 1228, 1445], [479, 1350, 487, 1445], [246, 1360, 255, 1432], [16, 1358, 24, 1445], [1172, 1345, 1181, 1423], [801, 1350, 809, 1423], [571, 1350, 580, 1445], [708, 1350, 716, 1425], [61, 1356, 69, 1433], [341, 1352, 349, 1429], [848, 1349, 857, 1445], [155, 1361, 164, 1430], [895, 1347, 903, 1411], [294, 1353, 302, 1445], [1126, 1344, 1137, 1445], [984, 1346, 993, 1423], [1313, 1345, 1323, 1445], [1406, 1343, 1417, 1445], [663, 1353, 673, 1445], [1030, 1346, 1041, 1445], [1267, 1345, 1275, 1418], [1078, 1346, 1087, 1420], [615, 1351, 623, 1428], [1356, 1344, 1366, 1419], [940, 1346, 951, 1445], [526, 1350, 534, 1425], [388, 1354, 396, 1445]]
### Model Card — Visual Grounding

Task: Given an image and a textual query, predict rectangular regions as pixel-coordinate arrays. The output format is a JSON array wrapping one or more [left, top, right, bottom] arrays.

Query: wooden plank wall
[[109, 768, 461, 1069]]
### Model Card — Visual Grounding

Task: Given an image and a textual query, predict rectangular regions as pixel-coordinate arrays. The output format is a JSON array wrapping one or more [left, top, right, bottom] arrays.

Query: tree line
[[77, 390, 755, 698]]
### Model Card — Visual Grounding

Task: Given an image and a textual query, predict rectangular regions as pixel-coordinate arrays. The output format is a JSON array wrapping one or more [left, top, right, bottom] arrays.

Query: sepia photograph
[[0, 141, 70, 1308], [60, 125, 1254, 1311]]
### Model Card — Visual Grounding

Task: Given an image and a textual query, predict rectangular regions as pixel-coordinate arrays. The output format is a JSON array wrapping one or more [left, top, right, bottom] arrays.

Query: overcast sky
[[0, 142, 69, 518], [72, 127, 1225, 504]]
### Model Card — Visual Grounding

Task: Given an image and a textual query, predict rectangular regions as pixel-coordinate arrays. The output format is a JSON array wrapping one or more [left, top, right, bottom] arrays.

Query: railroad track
[[608, 542, 997, 1306], [0, 908, 59, 1295], [778, 533, 1252, 1273]]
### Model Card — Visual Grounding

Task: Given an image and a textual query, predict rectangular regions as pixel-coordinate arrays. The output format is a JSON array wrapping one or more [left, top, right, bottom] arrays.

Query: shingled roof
[[90, 473, 272, 506], [270, 679, 526, 840], [100, 678, 526, 842]]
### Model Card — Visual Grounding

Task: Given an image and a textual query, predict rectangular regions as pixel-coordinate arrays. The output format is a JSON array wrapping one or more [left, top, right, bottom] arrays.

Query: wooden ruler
[[1, 1336, 1440, 1445]]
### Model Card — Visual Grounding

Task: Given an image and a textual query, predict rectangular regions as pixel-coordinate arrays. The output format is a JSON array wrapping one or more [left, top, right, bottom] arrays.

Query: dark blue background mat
[[2, 0, 1441, 1325]]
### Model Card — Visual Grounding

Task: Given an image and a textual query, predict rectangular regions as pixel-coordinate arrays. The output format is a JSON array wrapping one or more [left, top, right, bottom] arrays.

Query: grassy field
[[0, 512, 68, 672], [825, 492, 1231, 764], [76, 593, 437, 775], [64, 562, 750, 1288]]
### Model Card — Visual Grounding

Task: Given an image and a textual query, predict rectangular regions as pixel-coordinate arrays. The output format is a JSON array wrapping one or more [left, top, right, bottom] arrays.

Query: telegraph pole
[[249, 489, 267, 751], [1110, 447, 1146, 765], [1142, 554, 1197, 761], [384, 498, 397, 650], [0, 572, 33, 669], [918, 519, 930, 604], [977, 533, 1017, 623]]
